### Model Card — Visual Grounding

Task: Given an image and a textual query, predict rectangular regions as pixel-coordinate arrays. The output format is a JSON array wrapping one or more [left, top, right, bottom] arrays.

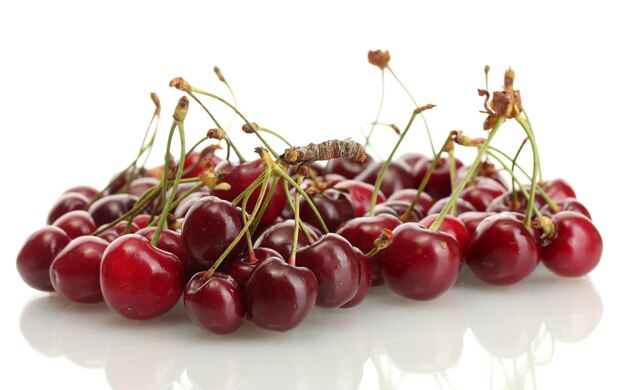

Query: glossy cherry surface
[[296, 233, 361, 308], [222, 247, 283, 289], [418, 214, 471, 253], [88, 194, 139, 227], [340, 252, 371, 308], [380, 223, 461, 300], [49, 236, 109, 303], [63, 185, 98, 199], [412, 157, 464, 201], [355, 160, 415, 197], [100, 234, 185, 320], [373, 200, 423, 222], [52, 210, 97, 238], [540, 198, 592, 220], [459, 176, 506, 212], [136, 226, 195, 280], [325, 154, 374, 179], [254, 219, 320, 260], [298, 188, 355, 232], [47, 192, 90, 224], [427, 197, 476, 216], [16, 226, 71, 292], [466, 214, 541, 285], [245, 257, 318, 332], [386, 189, 434, 215], [184, 272, 245, 334], [333, 180, 385, 218], [542, 178, 576, 202], [542, 211, 602, 277], [457, 211, 496, 238], [182, 150, 223, 179]]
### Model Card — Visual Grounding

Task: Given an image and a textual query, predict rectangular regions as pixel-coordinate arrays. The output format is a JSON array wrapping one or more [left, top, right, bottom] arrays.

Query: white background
[[1, 1, 623, 389]]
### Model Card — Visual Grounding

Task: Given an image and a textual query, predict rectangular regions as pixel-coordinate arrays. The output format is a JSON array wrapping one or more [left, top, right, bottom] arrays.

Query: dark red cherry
[[466, 214, 541, 285], [380, 223, 461, 300], [333, 180, 386, 218], [127, 177, 160, 200], [47, 192, 90, 224], [398, 152, 428, 169], [386, 189, 435, 215], [63, 185, 98, 200], [103, 168, 145, 196], [213, 159, 285, 228], [100, 234, 185, 320], [223, 247, 283, 289], [296, 234, 361, 308], [325, 154, 375, 179], [88, 194, 139, 227], [132, 214, 153, 229], [16, 226, 71, 292], [542, 178, 576, 202], [542, 211, 602, 277], [181, 196, 244, 268], [355, 161, 415, 198], [457, 211, 496, 238], [485, 190, 531, 214], [373, 200, 423, 222], [459, 177, 506, 212], [412, 157, 464, 201], [336, 214, 402, 286], [113, 220, 140, 235], [136, 226, 195, 280], [427, 197, 476, 216], [174, 192, 206, 219], [540, 198, 592, 220], [340, 251, 372, 308], [254, 219, 320, 260], [49, 236, 109, 303], [298, 188, 355, 232], [99, 229, 120, 243], [418, 214, 471, 254], [184, 272, 245, 334], [182, 150, 223, 179], [245, 257, 318, 332], [52, 210, 96, 238]]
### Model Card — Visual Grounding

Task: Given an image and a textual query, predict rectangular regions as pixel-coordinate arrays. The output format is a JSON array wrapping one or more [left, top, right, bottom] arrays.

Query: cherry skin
[[542, 178, 576, 202], [184, 272, 245, 334], [88, 194, 139, 227], [333, 180, 386, 218], [398, 152, 428, 169], [174, 192, 206, 219], [181, 195, 244, 268], [380, 223, 461, 300], [182, 150, 222, 179], [298, 188, 355, 232], [52, 210, 97, 238], [47, 192, 90, 224], [100, 234, 185, 320], [457, 211, 496, 238], [540, 198, 592, 220], [136, 226, 195, 281], [49, 236, 109, 303], [254, 219, 320, 260], [486, 190, 532, 214], [222, 247, 283, 289], [386, 189, 435, 215], [412, 157, 464, 201], [245, 257, 318, 332], [355, 161, 415, 198], [542, 211, 602, 277], [427, 197, 476, 216], [466, 214, 541, 285], [16, 226, 71, 292], [459, 176, 506, 212], [373, 200, 424, 222], [325, 154, 374, 180], [418, 214, 471, 254], [296, 233, 361, 308], [340, 251, 372, 308], [132, 214, 154, 229], [336, 214, 402, 286], [63, 185, 98, 199], [127, 177, 160, 198]]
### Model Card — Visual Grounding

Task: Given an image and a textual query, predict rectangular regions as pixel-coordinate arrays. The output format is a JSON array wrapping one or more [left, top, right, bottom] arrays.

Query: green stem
[[447, 146, 457, 216], [430, 117, 504, 231], [510, 138, 528, 209], [289, 175, 304, 265], [364, 69, 385, 156], [522, 108, 542, 183], [250, 175, 281, 236], [515, 116, 540, 227], [259, 127, 292, 147]]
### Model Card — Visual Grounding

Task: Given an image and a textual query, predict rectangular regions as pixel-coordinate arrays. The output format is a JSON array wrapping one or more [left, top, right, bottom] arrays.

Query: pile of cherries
[[16, 58, 603, 335]]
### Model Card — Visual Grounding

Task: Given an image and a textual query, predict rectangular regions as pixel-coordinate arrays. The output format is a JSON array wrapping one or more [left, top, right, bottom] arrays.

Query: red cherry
[[336, 214, 402, 286], [88, 194, 139, 227], [457, 211, 496, 238], [466, 214, 541, 285], [340, 252, 372, 308], [52, 210, 97, 238], [63, 185, 98, 199], [182, 150, 223, 179], [49, 236, 109, 303], [298, 188, 356, 232], [427, 197, 476, 216], [418, 214, 471, 254], [17, 226, 71, 292], [355, 161, 415, 198], [296, 234, 361, 308], [254, 219, 320, 260], [245, 257, 318, 331], [542, 178, 576, 202], [412, 157, 464, 201], [386, 189, 434, 215], [333, 180, 386, 218], [136, 226, 195, 281], [173, 192, 206, 219], [47, 192, 90, 224], [540, 198, 592, 220], [184, 272, 245, 334], [181, 195, 244, 268], [132, 214, 153, 229], [223, 247, 283, 289], [398, 152, 428, 169], [380, 223, 461, 300], [373, 200, 424, 222], [542, 211, 602, 277], [459, 176, 506, 211], [100, 234, 185, 320], [325, 154, 375, 179], [127, 177, 160, 198], [486, 190, 532, 213]]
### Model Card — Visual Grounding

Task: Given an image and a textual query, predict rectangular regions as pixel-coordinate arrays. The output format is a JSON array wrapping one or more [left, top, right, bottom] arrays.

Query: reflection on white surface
[[19, 266, 603, 389]]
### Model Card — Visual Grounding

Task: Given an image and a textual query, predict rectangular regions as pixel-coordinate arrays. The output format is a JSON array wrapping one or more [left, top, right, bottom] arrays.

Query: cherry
[[398, 152, 428, 169], [542, 178, 576, 202], [379, 223, 461, 300], [386, 189, 434, 215], [456, 211, 496, 238], [127, 177, 160, 198], [466, 214, 541, 285], [340, 251, 371, 308], [485, 190, 532, 214], [542, 211, 602, 277], [63, 185, 98, 199], [100, 234, 185, 320], [336, 214, 402, 286], [459, 176, 506, 211], [254, 219, 320, 260], [182, 150, 223, 179], [52, 210, 96, 238], [222, 247, 283, 289], [373, 200, 423, 222], [213, 159, 285, 228], [16, 226, 71, 292], [103, 168, 143, 196], [298, 188, 355, 232], [354, 160, 415, 197], [325, 154, 374, 179], [184, 272, 245, 334], [47, 192, 90, 224], [418, 214, 470, 254], [136, 226, 195, 281], [296, 233, 361, 308], [333, 180, 386, 218], [132, 214, 153, 229], [49, 236, 109, 303], [412, 157, 464, 201], [427, 197, 476, 216], [540, 197, 592, 220], [173, 192, 206, 219], [245, 257, 318, 331], [88, 193, 139, 227], [181, 195, 244, 268]]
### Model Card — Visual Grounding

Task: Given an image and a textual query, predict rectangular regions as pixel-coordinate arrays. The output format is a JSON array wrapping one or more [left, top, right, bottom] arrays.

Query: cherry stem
[[204, 168, 272, 278], [447, 141, 458, 216], [364, 229, 393, 258], [387, 65, 436, 157], [187, 91, 245, 163], [510, 138, 528, 209], [240, 180, 260, 260], [289, 175, 305, 265], [151, 98, 189, 246], [282, 178, 315, 244], [231, 174, 266, 207], [514, 115, 541, 227], [363, 69, 385, 159], [249, 176, 281, 236], [169, 182, 204, 211], [521, 108, 543, 183], [259, 127, 293, 147], [430, 117, 504, 232], [191, 87, 280, 159], [368, 108, 420, 217]]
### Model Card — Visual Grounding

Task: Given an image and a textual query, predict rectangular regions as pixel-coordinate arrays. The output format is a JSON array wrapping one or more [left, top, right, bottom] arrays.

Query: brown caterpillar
[[281, 139, 366, 165]]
